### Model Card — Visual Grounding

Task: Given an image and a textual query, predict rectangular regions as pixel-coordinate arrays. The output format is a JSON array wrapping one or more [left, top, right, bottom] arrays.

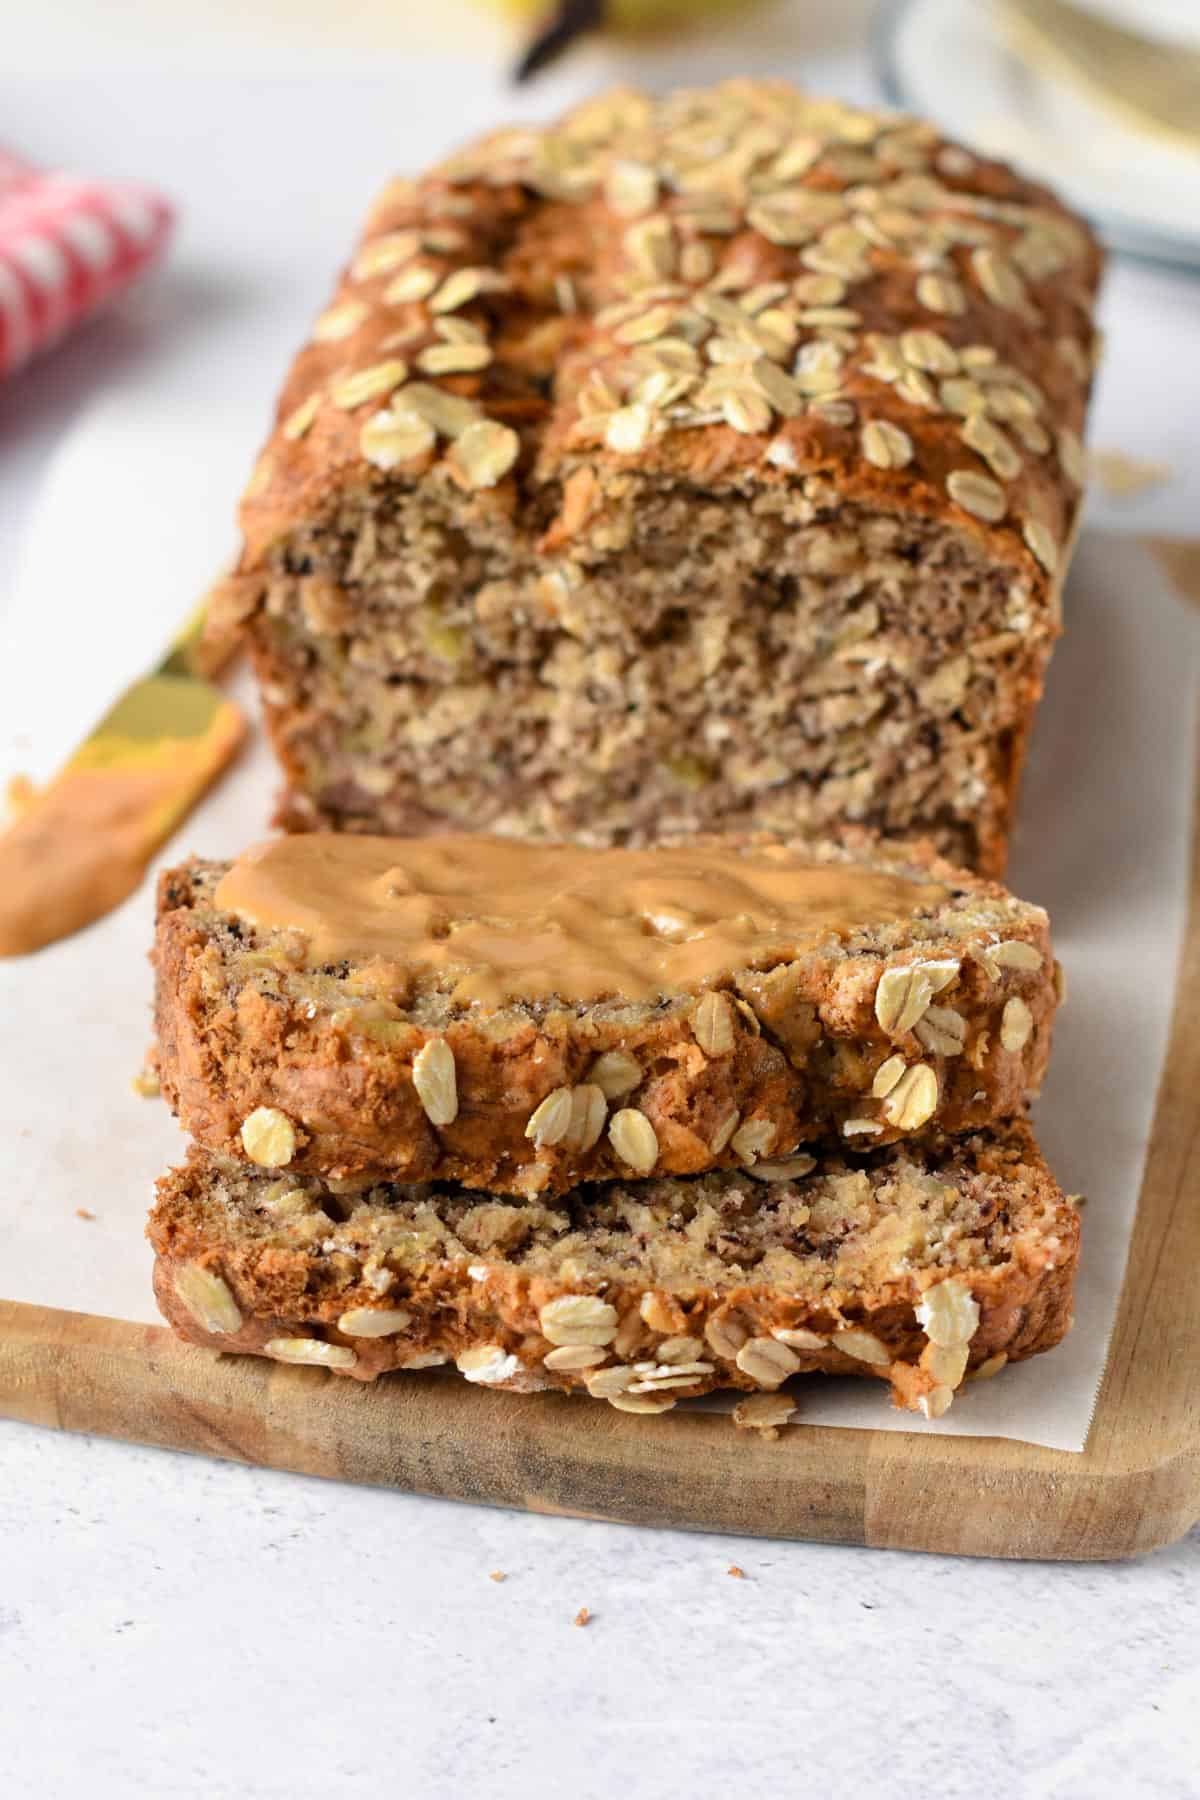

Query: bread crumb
[[76, 1208, 96, 1221], [727, 1565, 746, 1579], [489, 1570, 506, 1583], [131, 1069, 161, 1099], [732, 1392, 796, 1437], [573, 1606, 591, 1627]]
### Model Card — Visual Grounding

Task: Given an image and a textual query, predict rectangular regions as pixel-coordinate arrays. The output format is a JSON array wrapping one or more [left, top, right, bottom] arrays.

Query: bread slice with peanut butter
[[154, 831, 1059, 1195], [148, 1118, 1080, 1423]]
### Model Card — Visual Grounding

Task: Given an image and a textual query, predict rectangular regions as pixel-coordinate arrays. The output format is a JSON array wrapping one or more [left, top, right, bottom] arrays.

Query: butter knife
[[0, 597, 244, 958]]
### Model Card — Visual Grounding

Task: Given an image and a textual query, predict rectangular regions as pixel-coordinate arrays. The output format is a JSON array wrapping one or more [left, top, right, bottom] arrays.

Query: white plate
[[1075, 0, 1200, 48], [877, 0, 1200, 268]]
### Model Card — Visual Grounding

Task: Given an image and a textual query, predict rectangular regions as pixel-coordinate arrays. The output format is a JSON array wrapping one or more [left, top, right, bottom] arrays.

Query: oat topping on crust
[[244, 78, 1099, 595]]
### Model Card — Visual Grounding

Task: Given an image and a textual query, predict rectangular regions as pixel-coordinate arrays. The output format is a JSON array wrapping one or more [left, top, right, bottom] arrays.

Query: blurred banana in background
[[474, 0, 769, 78], [484, 0, 760, 22]]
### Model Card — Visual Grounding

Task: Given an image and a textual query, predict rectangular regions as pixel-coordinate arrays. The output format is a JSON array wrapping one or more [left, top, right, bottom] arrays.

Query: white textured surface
[[1, 1423, 1199, 1798], [2, 33, 1200, 1794]]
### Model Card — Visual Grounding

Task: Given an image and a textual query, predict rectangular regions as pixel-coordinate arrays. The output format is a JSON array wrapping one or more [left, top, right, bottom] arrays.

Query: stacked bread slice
[[147, 832, 1078, 1425]]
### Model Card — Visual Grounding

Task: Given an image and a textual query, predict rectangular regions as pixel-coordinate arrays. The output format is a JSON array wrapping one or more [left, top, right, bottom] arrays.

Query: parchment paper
[[1, 388, 1195, 1452]]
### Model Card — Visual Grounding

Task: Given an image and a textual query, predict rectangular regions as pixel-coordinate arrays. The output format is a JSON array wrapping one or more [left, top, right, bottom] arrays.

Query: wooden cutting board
[[5, 820, 1198, 1564], [3, 552, 1198, 1563]]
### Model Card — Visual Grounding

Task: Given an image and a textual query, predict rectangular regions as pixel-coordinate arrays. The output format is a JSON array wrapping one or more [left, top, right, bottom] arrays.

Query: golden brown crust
[[148, 1120, 1081, 1420], [235, 83, 1099, 585], [153, 835, 1059, 1192]]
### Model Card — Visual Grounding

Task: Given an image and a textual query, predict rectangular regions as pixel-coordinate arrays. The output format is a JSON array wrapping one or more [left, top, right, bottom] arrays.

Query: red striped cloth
[[0, 151, 172, 377]]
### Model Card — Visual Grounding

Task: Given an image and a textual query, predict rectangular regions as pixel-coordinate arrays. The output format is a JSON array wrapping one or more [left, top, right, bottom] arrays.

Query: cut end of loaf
[[250, 481, 1050, 875]]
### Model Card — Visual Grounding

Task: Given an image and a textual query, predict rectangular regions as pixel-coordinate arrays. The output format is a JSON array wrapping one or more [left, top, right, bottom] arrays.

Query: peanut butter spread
[[214, 834, 948, 1007]]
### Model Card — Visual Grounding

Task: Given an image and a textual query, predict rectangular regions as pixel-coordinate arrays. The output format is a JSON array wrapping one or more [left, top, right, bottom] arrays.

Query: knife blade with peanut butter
[[0, 596, 244, 958]]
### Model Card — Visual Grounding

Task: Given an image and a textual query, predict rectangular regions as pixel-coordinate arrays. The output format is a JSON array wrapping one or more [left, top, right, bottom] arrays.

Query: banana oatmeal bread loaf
[[149, 1118, 1080, 1421], [216, 80, 1101, 875], [154, 831, 1059, 1194]]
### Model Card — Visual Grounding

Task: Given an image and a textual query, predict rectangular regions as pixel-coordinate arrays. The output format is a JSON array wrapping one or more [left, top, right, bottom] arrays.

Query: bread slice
[[154, 833, 1060, 1194], [149, 1119, 1079, 1421], [219, 81, 1101, 875]]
